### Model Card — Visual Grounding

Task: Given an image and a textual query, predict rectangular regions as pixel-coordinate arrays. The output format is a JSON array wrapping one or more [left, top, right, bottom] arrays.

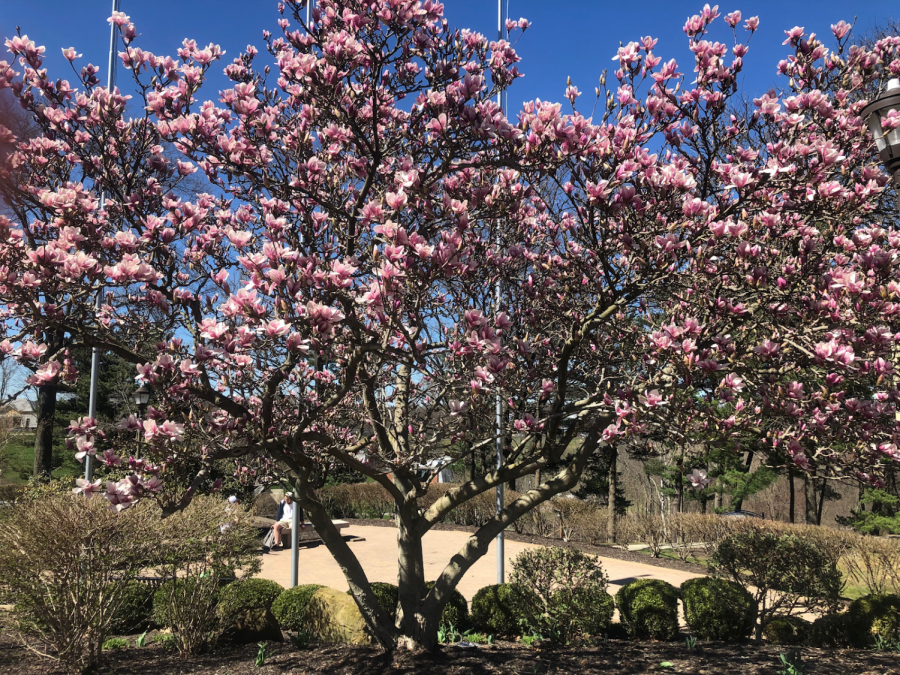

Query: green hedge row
[[112, 576, 900, 649]]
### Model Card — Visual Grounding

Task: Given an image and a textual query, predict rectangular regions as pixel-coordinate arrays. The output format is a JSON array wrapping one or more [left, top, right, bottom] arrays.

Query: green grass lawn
[[0, 434, 79, 484]]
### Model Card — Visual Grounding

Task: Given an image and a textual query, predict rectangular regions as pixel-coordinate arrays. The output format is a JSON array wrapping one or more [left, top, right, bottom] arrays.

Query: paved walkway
[[259, 524, 703, 600]]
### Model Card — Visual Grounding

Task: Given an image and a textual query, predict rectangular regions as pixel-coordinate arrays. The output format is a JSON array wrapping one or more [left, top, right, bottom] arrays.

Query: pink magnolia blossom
[[73, 478, 102, 498], [687, 469, 712, 489]]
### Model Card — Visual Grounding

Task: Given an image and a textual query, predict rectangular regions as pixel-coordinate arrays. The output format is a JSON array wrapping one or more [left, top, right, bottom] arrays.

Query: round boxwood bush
[[615, 579, 680, 640], [217, 578, 285, 618], [871, 608, 900, 644], [810, 613, 852, 648], [425, 581, 470, 631], [553, 587, 616, 637], [847, 594, 900, 647], [762, 616, 811, 645], [109, 581, 155, 635], [471, 583, 526, 636], [680, 577, 756, 642], [346, 582, 399, 621], [270, 584, 324, 632]]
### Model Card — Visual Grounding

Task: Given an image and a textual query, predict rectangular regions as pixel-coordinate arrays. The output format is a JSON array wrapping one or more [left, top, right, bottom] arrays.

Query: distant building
[[0, 399, 37, 432]]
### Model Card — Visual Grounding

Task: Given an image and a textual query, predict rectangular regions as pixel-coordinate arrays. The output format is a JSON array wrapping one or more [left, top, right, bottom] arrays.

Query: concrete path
[[259, 524, 703, 600]]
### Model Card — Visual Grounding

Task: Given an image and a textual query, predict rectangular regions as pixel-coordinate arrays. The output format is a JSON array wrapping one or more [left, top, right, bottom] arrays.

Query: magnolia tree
[[1, 0, 899, 648]]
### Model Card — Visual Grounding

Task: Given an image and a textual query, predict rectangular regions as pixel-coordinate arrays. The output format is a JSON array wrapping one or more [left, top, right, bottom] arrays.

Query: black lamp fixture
[[862, 78, 900, 184], [133, 385, 150, 410]]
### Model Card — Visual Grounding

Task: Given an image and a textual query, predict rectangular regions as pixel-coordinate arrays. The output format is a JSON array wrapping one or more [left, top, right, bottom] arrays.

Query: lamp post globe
[[862, 78, 900, 183], [132, 385, 150, 409]]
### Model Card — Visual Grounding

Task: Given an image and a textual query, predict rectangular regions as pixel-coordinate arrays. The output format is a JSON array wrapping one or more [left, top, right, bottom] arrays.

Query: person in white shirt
[[270, 492, 304, 550]]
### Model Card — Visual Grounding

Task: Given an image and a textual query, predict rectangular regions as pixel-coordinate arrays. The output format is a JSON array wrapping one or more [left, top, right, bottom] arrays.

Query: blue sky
[[1, 1, 896, 115]]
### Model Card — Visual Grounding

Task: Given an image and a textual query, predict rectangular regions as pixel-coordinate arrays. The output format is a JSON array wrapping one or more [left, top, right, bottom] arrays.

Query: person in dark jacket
[[270, 492, 304, 550]]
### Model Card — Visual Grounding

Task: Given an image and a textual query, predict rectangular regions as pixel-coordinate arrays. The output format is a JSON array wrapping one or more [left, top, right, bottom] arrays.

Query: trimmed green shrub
[[871, 608, 900, 644], [615, 579, 680, 640], [217, 578, 285, 618], [471, 584, 523, 637], [509, 546, 611, 643], [847, 594, 900, 647], [680, 577, 756, 642], [346, 582, 399, 621], [554, 587, 615, 637], [810, 613, 852, 648], [271, 584, 324, 632], [712, 528, 843, 640], [109, 581, 155, 635], [425, 581, 470, 631], [762, 616, 810, 645]]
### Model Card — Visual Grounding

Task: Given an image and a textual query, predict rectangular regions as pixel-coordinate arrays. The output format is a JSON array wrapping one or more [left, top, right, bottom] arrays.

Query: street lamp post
[[862, 78, 900, 425], [862, 78, 900, 184], [132, 385, 150, 451], [132, 385, 150, 411]]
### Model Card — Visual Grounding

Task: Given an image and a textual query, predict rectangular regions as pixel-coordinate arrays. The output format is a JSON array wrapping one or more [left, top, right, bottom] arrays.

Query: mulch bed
[[1, 630, 897, 674], [348, 518, 708, 576]]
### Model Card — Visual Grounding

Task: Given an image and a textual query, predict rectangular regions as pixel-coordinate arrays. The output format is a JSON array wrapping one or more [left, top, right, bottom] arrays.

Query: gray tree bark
[[32, 384, 57, 480], [607, 444, 617, 542]]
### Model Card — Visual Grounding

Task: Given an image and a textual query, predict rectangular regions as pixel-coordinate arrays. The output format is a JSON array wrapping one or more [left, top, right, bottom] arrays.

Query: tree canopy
[[1, 0, 899, 648]]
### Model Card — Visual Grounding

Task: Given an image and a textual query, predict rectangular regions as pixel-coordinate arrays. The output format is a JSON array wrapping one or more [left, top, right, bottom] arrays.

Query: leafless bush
[[619, 512, 668, 557], [842, 534, 900, 596], [318, 482, 395, 519], [666, 513, 704, 562], [546, 498, 608, 544], [0, 495, 158, 673], [147, 495, 262, 655]]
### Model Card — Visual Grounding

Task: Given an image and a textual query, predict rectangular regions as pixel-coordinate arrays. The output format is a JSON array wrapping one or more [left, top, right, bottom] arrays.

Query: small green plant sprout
[[460, 629, 491, 644], [255, 642, 267, 667], [659, 662, 675, 669], [521, 631, 545, 648], [151, 633, 176, 650], [102, 637, 128, 651], [685, 634, 697, 650], [136, 631, 148, 648], [438, 623, 463, 644], [777, 650, 808, 675], [873, 634, 900, 653], [289, 630, 311, 650]]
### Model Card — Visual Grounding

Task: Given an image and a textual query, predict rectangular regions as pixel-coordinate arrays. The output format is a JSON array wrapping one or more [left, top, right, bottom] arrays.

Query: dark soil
[[348, 518, 708, 576], [1, 630, 897, 675]]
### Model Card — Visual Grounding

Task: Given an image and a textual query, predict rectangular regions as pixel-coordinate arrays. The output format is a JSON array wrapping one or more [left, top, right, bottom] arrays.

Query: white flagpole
[[291, 0, 314, 588], [86, 0, 120, 482], [495, 0, 505, 585]]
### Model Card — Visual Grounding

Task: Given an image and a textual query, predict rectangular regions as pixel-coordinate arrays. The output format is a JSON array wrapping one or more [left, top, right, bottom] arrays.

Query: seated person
[[270, 492, 305, 550]]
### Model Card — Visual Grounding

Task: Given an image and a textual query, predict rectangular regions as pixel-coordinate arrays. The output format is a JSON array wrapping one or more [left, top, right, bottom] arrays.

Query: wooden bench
[[254, 517, 350, 544]]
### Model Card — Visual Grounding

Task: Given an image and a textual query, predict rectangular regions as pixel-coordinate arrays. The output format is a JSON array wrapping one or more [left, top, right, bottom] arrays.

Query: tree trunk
[[395, 500, 442, 650], [294, 466, 398, 649], [788, 469, 795, 524], [675, 476, 684, 514], [607, 444, 618, 543], [729, 451, 754, 512], [287, 419, 606, 651], [804, 473, 817, 525], [505, 411, 515, 493], [816, 477, 827, 526], [32, 384, 57, 480]]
